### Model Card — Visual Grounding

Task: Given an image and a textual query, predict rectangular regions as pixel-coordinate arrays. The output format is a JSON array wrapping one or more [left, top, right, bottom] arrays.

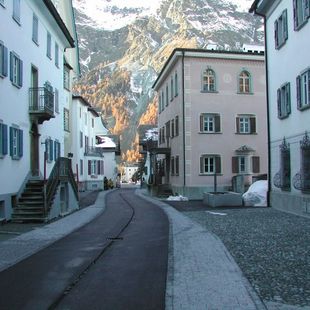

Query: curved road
[[0, 189, 169, 310]]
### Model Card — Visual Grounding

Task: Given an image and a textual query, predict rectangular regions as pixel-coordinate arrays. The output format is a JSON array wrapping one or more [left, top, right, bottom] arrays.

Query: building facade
[[153, 48, 268, 199], [250, 0, 310, 216], [0, 0, 78, 221]]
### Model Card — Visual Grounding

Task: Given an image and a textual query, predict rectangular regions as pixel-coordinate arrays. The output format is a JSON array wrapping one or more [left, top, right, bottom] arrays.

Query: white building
[[250, 0, 310, 216], [0, 0, 79, 221]]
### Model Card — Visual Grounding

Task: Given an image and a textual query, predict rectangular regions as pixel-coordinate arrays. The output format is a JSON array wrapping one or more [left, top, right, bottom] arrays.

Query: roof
[[152, 48, 265, 90], [44, 0, 75, 48], [72, 95, 91, 107]]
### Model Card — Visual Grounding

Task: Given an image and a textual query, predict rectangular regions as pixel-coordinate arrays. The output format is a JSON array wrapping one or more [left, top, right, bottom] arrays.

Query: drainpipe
[[182, 51, 186, 188], [252, 9, 271, 207]]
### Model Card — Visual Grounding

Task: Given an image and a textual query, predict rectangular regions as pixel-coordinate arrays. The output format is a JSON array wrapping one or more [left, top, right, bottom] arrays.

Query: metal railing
[[29, 87, 54, 115], [273, 171, 290, 190], [84, 146, 104, 157]]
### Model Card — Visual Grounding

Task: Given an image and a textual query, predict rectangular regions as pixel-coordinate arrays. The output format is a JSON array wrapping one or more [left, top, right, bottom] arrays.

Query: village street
[[0, 188, 309, 310]]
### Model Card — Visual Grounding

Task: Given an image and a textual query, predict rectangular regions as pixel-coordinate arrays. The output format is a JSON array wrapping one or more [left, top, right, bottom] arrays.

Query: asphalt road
[[0, 189, 169, 310]]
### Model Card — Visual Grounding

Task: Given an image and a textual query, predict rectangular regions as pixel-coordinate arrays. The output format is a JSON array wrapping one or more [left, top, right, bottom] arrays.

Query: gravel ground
[[167, 202, 310, 309]]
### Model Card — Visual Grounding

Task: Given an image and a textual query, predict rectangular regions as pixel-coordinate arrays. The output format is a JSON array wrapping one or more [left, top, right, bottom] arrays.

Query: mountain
[[72, 0, 263, 162]]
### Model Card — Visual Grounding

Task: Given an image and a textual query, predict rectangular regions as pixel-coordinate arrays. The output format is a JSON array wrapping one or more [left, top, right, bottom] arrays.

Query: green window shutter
[[9, 52, 13, 82], [2, 46, 8, 77], [200, 156, 204, 173], [236, 117, 240, 133], [2, 124, 8, 155], [296, 75, 301, 109], [250, 117, 256, 134], [200, 114, 204, 132], [277, 88, 281, 118], [49, 139, 53, 161], [215, 115, 221, 132], [54, 141, 57, 160], [252, 156, 260, 173], [18, 58, 23, 87], [215, 156, 221, 173], [18, 129, 23, 157], [286, 83, 291, 114], [88, 160, 91, 175], [9, 127, 13, 156], [97, 160, 100, 175], [274, 20, 278, 48], [232, 157, 238, 173], [283, 10, 288, 40]]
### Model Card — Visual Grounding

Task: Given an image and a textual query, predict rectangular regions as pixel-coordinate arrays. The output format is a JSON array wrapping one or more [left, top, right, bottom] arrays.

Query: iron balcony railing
[[84, 146, 104, 157], [29, 87, 54, 115]]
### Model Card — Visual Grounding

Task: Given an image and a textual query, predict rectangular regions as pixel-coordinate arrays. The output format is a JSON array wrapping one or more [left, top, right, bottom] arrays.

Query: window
[[9, 127, 22, 159], [10, 52, 23, 88], [175, 71, 178, 96], [166, 85, 169, 106], [200, 114, 221, 133], [0, 41, 8, 77], [170, 76, 174, 101], [80, 159, 83, 175], [64, 108, 69, 131], [0, 123, 8, 157], [236, 115, 256, 134], [13, 0, 20, 24], [55, 43, 59, 67], [54, 88, 59, 113], [232, 156, 260, 174], [175, 116, 179, 136], [202, 68, 216, 92], [54, 140, 60, 160], [274, 10, 288, 49], [32, 14, 38, 44], [277, 83, 291, 119], [64, 66, 70, 89], [80, 131, 83, 148], [273, 138, 290, 190], [200, 155, 221, 174], [47, 32, 52, 59], [296, 69, 310, 110], [88, 160, 104, 175], [293, 0, 310, 30], [238, 71, 251, 93]]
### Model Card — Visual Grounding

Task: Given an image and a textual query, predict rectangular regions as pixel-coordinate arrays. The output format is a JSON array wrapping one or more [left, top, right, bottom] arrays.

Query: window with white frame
[[202, 68, 216, 92], [55, 43, 59, 67], [200, 113, 221, 133], [274, 10, 288, 49], [10, 52, 23, 88], [32, 14, 38, 44], [297, 69, 310, 110], [232, 156, 260, 174], [238, 70, 251, 93], [13, 0, 20, 24], [0, 41, 8, 77], [236, 115, 256, 134], [47, 32, 52, 59], [0, 123, 8, 157], [64, 108, 69, 131], [277, 82, 291, 119], [200, 155, 221, 174], [90, 160, 96, 175], [293, 0, 310, 30], [9, 126, 23, 159]]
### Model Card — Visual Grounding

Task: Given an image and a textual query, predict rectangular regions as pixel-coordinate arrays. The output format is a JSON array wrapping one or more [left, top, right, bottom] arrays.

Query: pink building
[[152, 48, 268, 199]]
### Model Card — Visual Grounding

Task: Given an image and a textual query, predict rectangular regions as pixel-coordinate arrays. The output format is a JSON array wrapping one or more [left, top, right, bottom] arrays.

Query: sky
[[73, 0, 254, 30]]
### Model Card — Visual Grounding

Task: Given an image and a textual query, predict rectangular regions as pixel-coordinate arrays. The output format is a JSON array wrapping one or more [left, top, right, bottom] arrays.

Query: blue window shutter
[[277, 88, 281, 118], [49, 139, 53, 161], [3, 46, 8, 77], [18, 129, 23, 157], [2, 124, 8, 155], [54, 141, 57, 160], [9, 52, 13, 82], [18, 59, 23, 87]]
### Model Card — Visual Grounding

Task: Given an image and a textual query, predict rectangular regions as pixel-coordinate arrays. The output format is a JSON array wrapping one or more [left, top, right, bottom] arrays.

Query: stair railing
[[44, 157, 79, 214]]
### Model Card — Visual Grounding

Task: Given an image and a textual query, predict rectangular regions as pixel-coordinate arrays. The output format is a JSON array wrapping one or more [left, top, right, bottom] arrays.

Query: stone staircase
[[12, 180, 47, 223]]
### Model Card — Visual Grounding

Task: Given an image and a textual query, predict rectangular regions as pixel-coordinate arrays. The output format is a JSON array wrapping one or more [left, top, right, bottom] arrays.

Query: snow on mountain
[[73, 0, 254, 30]]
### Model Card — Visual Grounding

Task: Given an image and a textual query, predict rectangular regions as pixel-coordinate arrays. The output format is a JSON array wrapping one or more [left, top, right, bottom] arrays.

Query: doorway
[[30, 123, 40, 176]]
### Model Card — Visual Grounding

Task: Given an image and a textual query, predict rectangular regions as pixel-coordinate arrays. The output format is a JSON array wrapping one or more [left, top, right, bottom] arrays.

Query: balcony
[[29, 87, 55, 124], [84, 146, 104, 157]]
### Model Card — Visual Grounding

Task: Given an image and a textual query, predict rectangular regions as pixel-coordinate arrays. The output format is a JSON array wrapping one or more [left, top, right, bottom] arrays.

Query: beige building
[[153, 48, 268, 199]]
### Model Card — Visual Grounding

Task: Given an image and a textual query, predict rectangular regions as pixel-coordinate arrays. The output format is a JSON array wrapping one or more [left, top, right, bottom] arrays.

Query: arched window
[[202, 68, 216, 92], [239, 70, 251, 93]]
